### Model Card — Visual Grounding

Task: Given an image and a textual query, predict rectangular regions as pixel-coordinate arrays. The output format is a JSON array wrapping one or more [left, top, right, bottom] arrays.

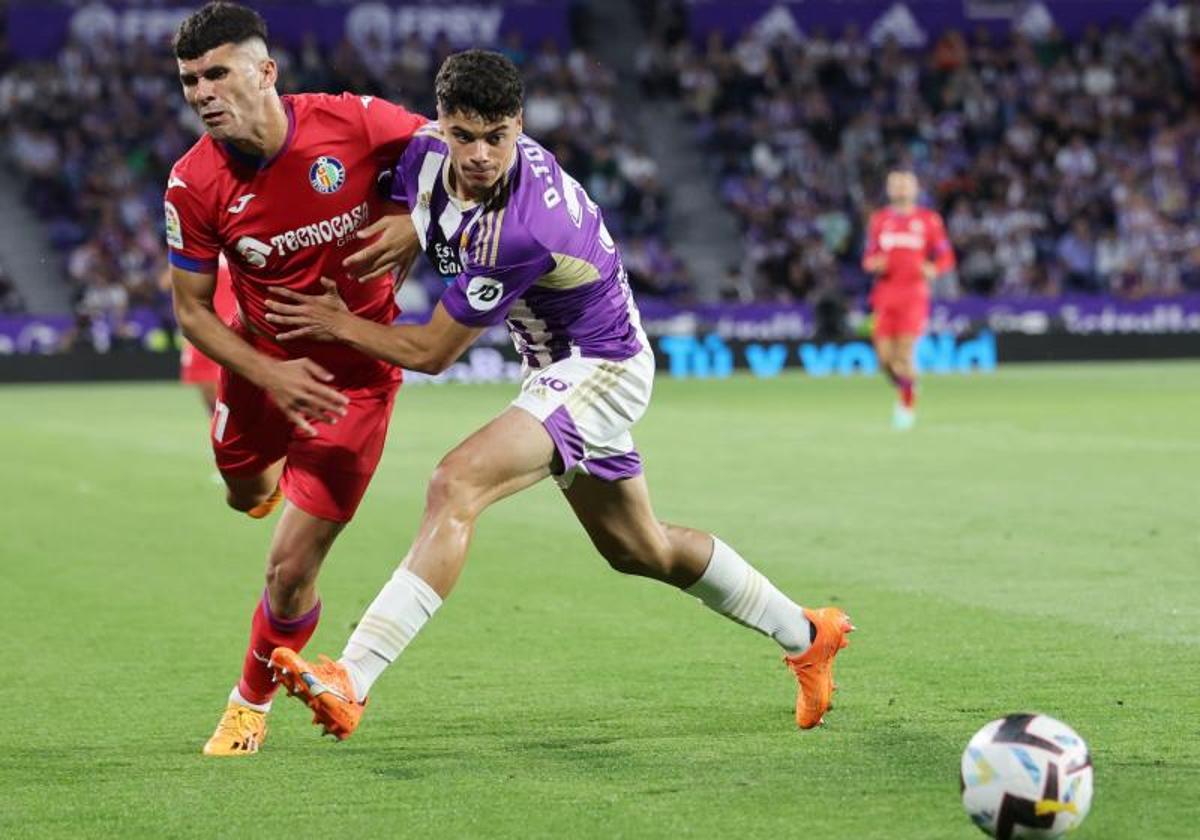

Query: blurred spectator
[[624, 235, 692, 301], [1056, 219, 1098, 292], [0, 261, 25, 313]]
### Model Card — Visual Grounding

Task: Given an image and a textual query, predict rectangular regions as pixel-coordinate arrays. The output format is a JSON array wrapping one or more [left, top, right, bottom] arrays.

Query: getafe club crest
[[309, 156, 346, 194]]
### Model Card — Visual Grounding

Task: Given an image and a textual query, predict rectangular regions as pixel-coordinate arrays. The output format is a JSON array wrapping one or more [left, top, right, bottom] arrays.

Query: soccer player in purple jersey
[[263, 50, 854, 738]]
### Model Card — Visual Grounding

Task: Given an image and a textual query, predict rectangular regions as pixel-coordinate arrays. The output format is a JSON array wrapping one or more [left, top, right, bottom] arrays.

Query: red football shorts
[[180, 340, 221, 384], [211, 367, 400, 523], [873, 297, 929, 339]]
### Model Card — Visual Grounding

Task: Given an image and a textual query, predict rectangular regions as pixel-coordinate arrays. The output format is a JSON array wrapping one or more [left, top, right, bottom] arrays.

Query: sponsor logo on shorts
[[535, 375, 571, 392], [466, 275, 504, 311], [164, 201, 183, 249], [309, 156, 346, 194]]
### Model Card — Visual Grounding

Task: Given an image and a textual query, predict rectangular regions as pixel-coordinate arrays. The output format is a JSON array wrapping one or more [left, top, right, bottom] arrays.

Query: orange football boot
[[246, 487, 283, 519], [269, 647, 365, 740], [784, 607, 855, 729], [202, 702, 267, 756]]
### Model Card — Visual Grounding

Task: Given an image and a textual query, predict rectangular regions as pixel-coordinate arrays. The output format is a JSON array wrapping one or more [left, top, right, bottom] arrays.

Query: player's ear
[[259, 57, 277, 90], [514, 111, 523, 134]]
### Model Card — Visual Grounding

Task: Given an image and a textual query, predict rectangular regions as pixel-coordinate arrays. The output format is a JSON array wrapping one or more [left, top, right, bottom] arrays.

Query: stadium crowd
[[643, 6, 1200, 301], [0, 23, 679, 322], [5, 5, 1200, 319]]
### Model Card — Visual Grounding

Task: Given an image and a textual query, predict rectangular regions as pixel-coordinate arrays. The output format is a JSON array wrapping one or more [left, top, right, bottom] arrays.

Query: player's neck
[[446, 165, 478, 203], [891, 202, 916, 214], [226, 95, 289, 160]]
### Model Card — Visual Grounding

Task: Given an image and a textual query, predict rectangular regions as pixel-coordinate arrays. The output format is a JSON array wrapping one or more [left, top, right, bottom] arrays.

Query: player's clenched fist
[[261, 358, 349, 436]]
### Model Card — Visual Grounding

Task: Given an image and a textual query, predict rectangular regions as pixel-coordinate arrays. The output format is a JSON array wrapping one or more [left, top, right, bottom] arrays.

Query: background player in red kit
[[862, 169, 955, 429], [173, 255, 237, 414], [164, 2, 425, 755]]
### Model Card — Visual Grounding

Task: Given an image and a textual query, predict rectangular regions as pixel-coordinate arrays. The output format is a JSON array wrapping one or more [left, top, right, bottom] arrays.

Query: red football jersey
[[164, 93, 426, 386], [862, 206, 955, 303]]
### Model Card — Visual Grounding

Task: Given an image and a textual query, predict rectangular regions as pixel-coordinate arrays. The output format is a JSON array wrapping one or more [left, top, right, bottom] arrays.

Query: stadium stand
[[650, 5, 1200, 302], [5, 1, 1200, 325], [0, 10, 688, 335]]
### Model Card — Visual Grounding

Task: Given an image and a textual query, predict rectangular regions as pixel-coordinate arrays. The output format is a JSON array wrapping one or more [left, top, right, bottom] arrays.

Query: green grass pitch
[[2, 362, 1197, 838]]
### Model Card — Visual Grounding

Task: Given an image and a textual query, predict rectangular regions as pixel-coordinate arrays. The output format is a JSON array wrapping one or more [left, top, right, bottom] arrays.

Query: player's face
[[178, 41, 277, 144], [886, 172, 919, 206], [439, 109, 522, 199]]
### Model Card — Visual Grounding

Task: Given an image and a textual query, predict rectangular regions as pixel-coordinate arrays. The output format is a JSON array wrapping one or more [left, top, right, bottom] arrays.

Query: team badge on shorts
[[309, 156, 346, 194]]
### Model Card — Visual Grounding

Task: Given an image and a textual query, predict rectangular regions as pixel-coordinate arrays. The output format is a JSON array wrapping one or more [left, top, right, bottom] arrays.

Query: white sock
[[685, 536, 811, 654], [339, 567, 442, 699], [229, 685, 271, 713]]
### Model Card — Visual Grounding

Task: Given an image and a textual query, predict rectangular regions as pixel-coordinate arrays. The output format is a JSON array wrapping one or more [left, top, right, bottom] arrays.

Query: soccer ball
[[960, 713, 1093, 839]]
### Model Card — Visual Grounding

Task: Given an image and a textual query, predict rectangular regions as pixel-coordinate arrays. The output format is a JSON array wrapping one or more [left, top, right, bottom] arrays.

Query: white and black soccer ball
[[960, 713, 1093, 839]]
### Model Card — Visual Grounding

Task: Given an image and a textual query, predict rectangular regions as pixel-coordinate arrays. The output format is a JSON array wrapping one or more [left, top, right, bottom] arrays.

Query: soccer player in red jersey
[[174, 255, 236, 414], [862, 169, 956, 429], [163, 2, 425, 755]]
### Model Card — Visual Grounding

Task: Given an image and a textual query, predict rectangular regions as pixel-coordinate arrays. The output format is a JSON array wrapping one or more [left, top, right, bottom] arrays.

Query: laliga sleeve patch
[[466, 275, 504, 311], [164, 201, 184, 249]]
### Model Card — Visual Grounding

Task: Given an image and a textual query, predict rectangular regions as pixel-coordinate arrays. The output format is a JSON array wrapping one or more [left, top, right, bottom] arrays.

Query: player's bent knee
[[223, 475, 277, 513], [599, 539, 674, 579], [226, 488, 268, 513], [264, 556, 318, 598], [424, 460, 485, 521]]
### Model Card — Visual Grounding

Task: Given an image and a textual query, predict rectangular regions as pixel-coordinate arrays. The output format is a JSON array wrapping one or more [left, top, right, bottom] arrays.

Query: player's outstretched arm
[[172, 266, 348, 435], [266, 279, 483, 374]]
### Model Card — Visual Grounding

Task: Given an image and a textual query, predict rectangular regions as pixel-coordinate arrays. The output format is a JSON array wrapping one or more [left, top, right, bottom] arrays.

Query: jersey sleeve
[[439, 218, 555, 328], [387, 137, 421, 209], [388, 126, 444, 209], [357, 95, 428, 168], [164, 167, 220, 274], [928, 212, 956, 273]]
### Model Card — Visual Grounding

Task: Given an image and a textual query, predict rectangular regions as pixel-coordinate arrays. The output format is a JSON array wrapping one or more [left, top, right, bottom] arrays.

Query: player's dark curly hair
[[174, 1, 268, 61], [435, 50, 524, 122]]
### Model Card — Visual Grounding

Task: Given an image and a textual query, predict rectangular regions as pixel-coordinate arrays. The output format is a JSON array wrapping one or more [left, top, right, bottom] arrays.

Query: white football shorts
[[511, 344, 655, 489]]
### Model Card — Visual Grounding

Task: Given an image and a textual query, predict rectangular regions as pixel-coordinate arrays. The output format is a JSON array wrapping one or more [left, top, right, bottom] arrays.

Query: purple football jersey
[[391, 125, 645, 368]]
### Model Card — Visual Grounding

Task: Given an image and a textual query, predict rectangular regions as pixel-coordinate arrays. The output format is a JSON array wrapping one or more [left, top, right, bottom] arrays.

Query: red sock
[[236, 589, 321, 705], [897, 376, 916, 409]]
